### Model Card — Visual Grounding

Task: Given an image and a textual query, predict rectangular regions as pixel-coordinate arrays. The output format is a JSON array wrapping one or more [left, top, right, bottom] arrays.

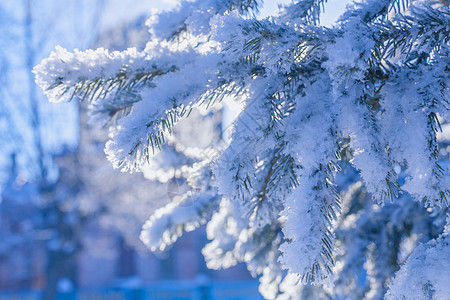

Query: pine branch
[[246, 147, 299, 227], [141, 190, 220, 251], [215, 74, 299, 228], [375, 4, 450, 64], [280, 165, 341, 285], [389, 0, 411, 14], [220, 17, 326, 73], [34, 46, 179, 124], [51, 68, 173, 103], [141, 166, 220, 252], [279, 0, 328, 25], [227, 0, 262, 14]]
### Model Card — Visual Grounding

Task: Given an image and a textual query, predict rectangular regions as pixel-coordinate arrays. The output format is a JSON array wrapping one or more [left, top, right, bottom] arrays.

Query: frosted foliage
[[202, 199, 303, 299], [35, 0, 450, 298], [141, 164, 220, 252], [141, 107, 222, 183], [280, 171, 339, 285], [386, 227, 450, 300]]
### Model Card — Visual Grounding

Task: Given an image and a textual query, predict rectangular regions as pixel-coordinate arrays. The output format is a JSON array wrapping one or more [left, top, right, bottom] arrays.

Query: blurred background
[[0, 1, 351, 299]]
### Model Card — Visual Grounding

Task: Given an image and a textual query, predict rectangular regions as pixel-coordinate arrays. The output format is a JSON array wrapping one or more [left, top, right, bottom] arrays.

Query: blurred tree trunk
[[24, 1, 81, 297]]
